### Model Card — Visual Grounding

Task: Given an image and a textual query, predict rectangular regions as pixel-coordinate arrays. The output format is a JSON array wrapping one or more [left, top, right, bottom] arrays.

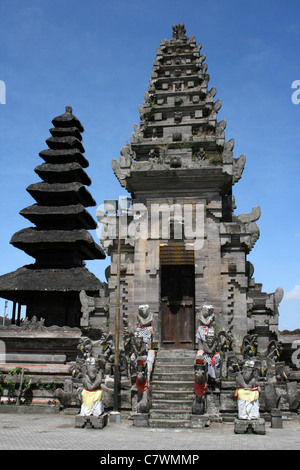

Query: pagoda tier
[[112, 23, 246, 206], [11, 106, 105, 268], [0, 107, 105, 327], [26, 181, 96, 206]]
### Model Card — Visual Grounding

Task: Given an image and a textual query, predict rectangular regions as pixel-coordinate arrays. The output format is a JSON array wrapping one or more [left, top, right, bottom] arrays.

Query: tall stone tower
[[100, 24, 283, 352], [0, 107, 105, 327]]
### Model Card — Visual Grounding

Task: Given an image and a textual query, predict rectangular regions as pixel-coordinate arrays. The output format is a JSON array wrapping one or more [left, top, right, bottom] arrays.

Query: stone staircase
[[149, 349, 196, 428]]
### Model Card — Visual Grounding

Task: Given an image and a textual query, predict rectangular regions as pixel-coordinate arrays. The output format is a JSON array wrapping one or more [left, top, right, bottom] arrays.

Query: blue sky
[[0, 0, 299, 330]]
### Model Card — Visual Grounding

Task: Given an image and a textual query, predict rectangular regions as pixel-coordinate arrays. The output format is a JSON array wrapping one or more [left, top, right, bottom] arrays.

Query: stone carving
[[232, 154, 246, 183], [195, 305, 221, 392], [54, 379, 79, 409], [77, 358, 104, 417], [197, 304, 215, 326], [0, 316, 81, 332], [195, 147, 206, 161], [129, 305, 156, 416], [226, 355, 243, 379], [131, 123, 144, 143], [192, 353, 208, 415], [235, 360, 260, 420], [100, 332, 128, 377], [237, 205, 261, 224], [170, 155, 182, 168], [172, 23, 186, 40], [263, 383, 281, 411], [75, 358, 108, 429], [129, 335, 147, 381], [120, 141, 133, 168], [242, 334, 258, 359], [218, 329, 233, 353], [286, 382, 300, 411], [136, 355, 150, 413], [135, 304, 153, 352]]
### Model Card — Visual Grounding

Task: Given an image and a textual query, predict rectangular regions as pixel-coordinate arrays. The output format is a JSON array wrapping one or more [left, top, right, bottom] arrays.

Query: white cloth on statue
[[196, 325, 214, 342], [79, 388, 104, 416], [147, 350, 155, 383], [238, 399, 260, 420], [80, 400, 104, 417], [135, 325, 153, 350]]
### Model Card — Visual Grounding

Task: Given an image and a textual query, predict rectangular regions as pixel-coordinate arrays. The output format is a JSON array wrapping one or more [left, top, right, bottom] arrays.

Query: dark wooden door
[[161, 265, 195, 349]]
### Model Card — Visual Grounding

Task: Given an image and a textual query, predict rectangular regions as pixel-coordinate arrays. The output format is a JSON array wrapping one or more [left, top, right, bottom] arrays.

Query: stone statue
[[100, 332, 128, 377], [287, 381, 300, 411], [197, 304, 215, 326], [136, 356, 150, 414], [69, 336, 93, 379], [195, 305, 221, 392], [218, 329, 233, 353], [235, 360, 260, 420], [192, 353, 208, 415], [77, 358, 104, 417], [129, 335, 148, 384], [135, 304, 153, 352], [242, 334, 258, 359], [226, 355, 243, 379], [263, 383, 281, 411]]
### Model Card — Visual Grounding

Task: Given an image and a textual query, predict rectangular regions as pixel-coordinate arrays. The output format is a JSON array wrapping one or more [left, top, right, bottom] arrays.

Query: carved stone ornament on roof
[[172, 23, 187, 40]]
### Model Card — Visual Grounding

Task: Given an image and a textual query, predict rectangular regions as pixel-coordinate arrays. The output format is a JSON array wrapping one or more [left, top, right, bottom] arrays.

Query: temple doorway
[[161, 264, 195, 349]]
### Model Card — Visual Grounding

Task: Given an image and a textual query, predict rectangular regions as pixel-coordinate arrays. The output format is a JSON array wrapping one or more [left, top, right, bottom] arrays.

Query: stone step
[[150, 409, 191, 420], [158, 349, 196, 356], [152, 372, 193, 382], [153, 364, 194, 374], [152, 389, 194, 400], [151, 399, 193, 410], [150, 349, 196, 428], [151, 380, 194, 391], [155, 356, 195, 365], [149, 418, 191, 428], [0, 363, 71, 374]]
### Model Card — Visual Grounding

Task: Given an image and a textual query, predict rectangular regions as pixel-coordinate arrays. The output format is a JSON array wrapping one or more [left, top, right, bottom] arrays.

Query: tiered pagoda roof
[[11, 106, 105, 268], [0, 107, 105, 326]]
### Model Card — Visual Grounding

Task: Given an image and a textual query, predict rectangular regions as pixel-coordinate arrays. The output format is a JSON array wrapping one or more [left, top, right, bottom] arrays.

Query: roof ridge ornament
[[172, 23, 187, 40], [65, 105, 73, 114]]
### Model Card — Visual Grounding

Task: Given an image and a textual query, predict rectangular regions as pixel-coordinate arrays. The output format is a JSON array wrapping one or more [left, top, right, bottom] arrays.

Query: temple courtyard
[[0, 412, 299, 451]]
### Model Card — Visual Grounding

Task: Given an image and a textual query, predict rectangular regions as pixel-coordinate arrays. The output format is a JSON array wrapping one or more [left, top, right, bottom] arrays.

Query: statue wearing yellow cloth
[[236, 360, 260, 420], [78, 358, 104, 417]]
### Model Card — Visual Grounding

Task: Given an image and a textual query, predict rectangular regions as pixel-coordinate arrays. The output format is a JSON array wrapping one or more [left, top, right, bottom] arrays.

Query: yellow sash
[[237, 388, 259, 402], [81, 389, 103, 410]]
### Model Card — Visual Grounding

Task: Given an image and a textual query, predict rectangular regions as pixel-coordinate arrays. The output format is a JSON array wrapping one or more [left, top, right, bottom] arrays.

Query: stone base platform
[[75, 413, 108, 429], [132, 412, 149, 427], [190, 414, 210, 428], [234, 418, 265, 434]]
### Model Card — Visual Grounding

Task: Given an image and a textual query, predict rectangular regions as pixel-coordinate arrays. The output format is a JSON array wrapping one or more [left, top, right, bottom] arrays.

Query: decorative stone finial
[[65, 106, 73, 114], [172, 23, 186, 40]]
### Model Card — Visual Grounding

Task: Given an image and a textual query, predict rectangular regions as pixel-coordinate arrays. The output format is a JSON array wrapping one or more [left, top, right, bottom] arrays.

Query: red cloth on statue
[[194, 381, 207, 398], [136, 377, 148, 394]]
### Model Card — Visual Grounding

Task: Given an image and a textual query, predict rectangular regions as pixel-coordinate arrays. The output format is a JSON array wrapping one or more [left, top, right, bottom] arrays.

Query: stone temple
[[102, 22, 283, 354], [0, 25, 298, 429]]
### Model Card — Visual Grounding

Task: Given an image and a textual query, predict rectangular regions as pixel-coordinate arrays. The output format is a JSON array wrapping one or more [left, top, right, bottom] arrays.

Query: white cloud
[[285, 285, 300, 300]]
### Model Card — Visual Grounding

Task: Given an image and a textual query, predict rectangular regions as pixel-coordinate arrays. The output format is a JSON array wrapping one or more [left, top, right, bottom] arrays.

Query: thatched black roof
[[0, 265, 104, 303], [11, 227, 105, 260], [27, 181, 96, 206]]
